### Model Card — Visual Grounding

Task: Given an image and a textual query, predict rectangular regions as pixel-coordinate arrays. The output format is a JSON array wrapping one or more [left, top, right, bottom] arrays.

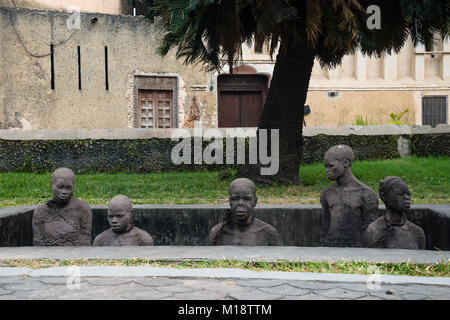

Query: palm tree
[[149, 0, 448, 184]]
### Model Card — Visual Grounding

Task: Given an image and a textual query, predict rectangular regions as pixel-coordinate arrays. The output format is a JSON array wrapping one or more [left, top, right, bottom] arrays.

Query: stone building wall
[[0, 6, 217, 129], [0, 5, 449, 130], [0, 125, 448, 173], [0, 0, 128, 14], [236, 36, 450, 127]]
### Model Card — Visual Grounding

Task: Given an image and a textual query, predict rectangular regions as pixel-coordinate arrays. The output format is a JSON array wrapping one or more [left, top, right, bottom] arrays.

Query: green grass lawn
[[0, 156, 448, 207], [1, 258, 448, 277]]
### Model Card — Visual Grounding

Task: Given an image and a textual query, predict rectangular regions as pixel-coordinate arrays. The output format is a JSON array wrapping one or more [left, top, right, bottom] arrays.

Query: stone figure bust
[[209, 178, 281, 246], [320, 145, 380, 247], [93, 195, 154, 246], [32, 168, 92, 246], [364, 176, 425, 250]]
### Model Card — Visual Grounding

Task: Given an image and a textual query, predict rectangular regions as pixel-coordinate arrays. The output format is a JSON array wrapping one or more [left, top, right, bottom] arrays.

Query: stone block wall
[[0, 125, 448, 173]]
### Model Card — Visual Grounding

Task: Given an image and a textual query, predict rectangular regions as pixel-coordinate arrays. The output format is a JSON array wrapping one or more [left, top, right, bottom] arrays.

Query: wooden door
[[218, 91, 263, 127], [240, 91, 263, 127], [138, 90, 173, 128], [218, 92, 241, 127], [218, 74, 267, 127]]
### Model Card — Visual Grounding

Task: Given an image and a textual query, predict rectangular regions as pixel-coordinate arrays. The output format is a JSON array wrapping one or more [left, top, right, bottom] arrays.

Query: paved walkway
[[0, 247, 448, 300], [0, 267, 449, 300]]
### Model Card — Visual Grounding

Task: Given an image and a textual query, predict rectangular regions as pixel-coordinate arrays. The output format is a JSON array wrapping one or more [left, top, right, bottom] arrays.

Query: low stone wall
[[0, 125, 448, 173], [0, 204, 449, 250]]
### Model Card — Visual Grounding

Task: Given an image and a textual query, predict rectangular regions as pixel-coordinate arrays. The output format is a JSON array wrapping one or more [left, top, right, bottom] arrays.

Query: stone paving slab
[[0, 246, 449, 264], [0, 266, 448, 300], [0, 269, 448, 300]]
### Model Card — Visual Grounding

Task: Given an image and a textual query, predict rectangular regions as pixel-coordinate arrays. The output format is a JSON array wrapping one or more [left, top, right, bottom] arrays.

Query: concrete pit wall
[[0, 205, 449, 250]]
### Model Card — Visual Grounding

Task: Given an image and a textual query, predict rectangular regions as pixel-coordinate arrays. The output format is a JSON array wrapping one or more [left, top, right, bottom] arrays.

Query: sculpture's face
[[107, 206, 132, 233], [383, 181, 411, 212], [52, 176, 74, 204], [324, 156, 346, 181], [229, 182, 257, 225]]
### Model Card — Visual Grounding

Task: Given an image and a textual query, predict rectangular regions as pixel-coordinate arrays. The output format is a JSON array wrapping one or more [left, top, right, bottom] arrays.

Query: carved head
[[323, 145, 355, 180], [379, 176, 411, 212], [228, 178, 257, 225], [108, 195, 133, 233], [51, 168, 75, 204]]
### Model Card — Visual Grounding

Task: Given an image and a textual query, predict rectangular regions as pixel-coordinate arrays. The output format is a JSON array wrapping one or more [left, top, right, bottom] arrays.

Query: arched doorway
[[217, 73, 268, 127]]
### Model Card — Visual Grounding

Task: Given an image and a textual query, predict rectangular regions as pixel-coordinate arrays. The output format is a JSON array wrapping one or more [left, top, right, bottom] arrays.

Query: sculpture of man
[[32, 168, 92, 246], [364, 176, 425, 249], [209, 178, 281, 246], [320, 145, 379, 247], [93, 195, 154, 246]]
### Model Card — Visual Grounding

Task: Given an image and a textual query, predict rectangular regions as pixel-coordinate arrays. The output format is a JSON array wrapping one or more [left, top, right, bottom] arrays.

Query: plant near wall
[[388, 108, 409, 125], [354, 115, 378, 125]]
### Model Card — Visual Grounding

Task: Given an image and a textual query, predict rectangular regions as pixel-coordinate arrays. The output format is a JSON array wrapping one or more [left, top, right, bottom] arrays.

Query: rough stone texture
[[0, 288, 13, 295], [228, 290, 284, 300], [209, 179, 281, 247], [320, 145, 380, 247], [39, 277, 86, 285], [1, 204, 449, 249], [289, 293, 331, 300], [32, 198, 92, 246], [94, 195, 154, 247], [364, 177, 426, 249], [172, 290, 228, 300], [133, 278, 181, 287], [411, 133, 450, 157], [87, 277, 136, 286], [315, 288, 368, 299], [259, 284, 310, 296], [235, 279, 286, 287], [0, 7, 214, 131], [0, 126, 448, 173]]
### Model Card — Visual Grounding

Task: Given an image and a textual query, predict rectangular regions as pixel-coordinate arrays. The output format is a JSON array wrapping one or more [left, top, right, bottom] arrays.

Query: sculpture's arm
[[78, 204, 93, 246], [267, 227, 282, 246], [209, 224, 222, 246], [361, 190, 379, 232], [32, 208, 45, 246], [141, 233, 154, 246], [417, 228, 426, 250], [92, 234, 103, 246], [362, 225, 378, 248]]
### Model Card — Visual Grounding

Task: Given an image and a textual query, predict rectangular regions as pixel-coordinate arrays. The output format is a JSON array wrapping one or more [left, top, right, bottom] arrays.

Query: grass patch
[[0, 156, 448, 207], [0, 258, 448, 277]]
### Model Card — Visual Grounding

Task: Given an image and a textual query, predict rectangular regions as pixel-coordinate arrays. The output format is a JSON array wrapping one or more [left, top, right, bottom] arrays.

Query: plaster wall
[[0, 6, 448, 129], [0, 7, 217, 129], [0, 0, 126, 14]]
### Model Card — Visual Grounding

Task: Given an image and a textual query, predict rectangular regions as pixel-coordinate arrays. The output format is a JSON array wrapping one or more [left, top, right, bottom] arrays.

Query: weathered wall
[[1, 6, 448, 130], [305, 90, 418, 127], [0, 0, 127, 14], [0, 125, 448, 173], [0, 6, 217, 130], [236, 35, 450, 127]]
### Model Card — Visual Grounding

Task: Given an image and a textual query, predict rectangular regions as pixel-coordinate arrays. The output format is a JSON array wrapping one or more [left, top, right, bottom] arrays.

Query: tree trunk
[[237, 43, 315, 184]]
